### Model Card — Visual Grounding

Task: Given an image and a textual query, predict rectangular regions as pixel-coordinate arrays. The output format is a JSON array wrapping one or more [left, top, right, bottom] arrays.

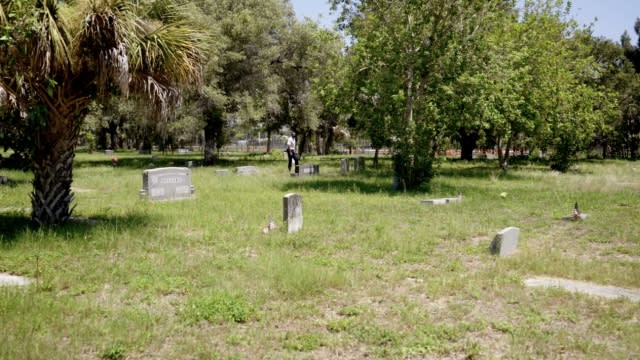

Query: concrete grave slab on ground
[[490, 227, 520, 256], [140, 167, 195, 201], [0, 273, 31, 287], [71, 187, 94, 193], [0, 207, 30, 213], [234, 166, 258, 175], [525, 276, 640, 302], [421, 194, 462, 205]]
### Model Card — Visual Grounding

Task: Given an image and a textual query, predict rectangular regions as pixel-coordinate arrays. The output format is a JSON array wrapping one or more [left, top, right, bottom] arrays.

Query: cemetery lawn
[[1, 152, 639, 359]]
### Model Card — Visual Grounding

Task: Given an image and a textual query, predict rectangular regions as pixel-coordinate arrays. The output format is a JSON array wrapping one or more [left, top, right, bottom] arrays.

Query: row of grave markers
[[340, 157, 365, 173], [138, 166, 304, 233]]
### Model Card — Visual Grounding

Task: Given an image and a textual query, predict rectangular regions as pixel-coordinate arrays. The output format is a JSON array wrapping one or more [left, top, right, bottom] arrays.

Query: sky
[[290, 0, 639, 44]]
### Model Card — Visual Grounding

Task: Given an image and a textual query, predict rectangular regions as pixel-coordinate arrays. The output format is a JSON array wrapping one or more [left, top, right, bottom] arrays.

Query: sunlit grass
[[0, 152, 638, 359]]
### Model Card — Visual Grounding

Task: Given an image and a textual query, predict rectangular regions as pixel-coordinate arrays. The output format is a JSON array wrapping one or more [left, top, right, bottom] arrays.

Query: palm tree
[[0, 0, 204, 226]]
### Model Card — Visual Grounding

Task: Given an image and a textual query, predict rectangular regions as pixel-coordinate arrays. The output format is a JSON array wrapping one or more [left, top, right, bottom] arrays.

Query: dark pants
[[287, 149, 299, 171]]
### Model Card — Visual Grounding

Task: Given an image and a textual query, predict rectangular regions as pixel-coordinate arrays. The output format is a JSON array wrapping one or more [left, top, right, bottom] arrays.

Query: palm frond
[[130, 21, 205, 87], [0, 2, 6, 24], [127, 17, 205, 120], [74, 0, 136, 96], [32, 0, 72, 77]]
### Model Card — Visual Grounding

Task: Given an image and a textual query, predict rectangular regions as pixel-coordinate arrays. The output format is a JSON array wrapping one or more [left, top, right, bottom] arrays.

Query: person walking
[[286, 132, 299, 172]]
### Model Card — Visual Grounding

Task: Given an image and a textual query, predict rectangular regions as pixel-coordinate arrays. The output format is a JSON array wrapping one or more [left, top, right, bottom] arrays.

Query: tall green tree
[[190, 0, 290, 163], [0, 0, 204, 226], [334, 0, 505, 189]]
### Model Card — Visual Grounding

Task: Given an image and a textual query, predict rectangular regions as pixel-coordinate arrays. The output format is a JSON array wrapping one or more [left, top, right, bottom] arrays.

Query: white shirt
[[287, 136, 295, 150]]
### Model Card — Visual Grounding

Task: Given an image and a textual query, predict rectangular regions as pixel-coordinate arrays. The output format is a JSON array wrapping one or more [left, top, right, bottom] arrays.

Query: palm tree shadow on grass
[[0, 212, 153, 246]]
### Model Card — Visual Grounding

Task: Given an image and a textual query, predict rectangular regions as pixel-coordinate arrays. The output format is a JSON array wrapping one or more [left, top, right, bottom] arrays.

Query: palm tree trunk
[[31, 108, 81, 226]]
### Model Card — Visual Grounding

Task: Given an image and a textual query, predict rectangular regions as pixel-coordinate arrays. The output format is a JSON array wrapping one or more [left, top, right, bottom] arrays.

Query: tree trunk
[[459, 130, 478, 161], [502, 136, 512, 171], [203, 123, 218, 165], [496, 136, 504, 167], [374, 148, 379, 167], [298, 132, 307, 156], [315, 131, 322, 155], [31, 101, 84, 226], [203, 109, 224, 165], [109, 120, 118, 150], [266, 129, 272, 153], [324, 125, 334, 155]]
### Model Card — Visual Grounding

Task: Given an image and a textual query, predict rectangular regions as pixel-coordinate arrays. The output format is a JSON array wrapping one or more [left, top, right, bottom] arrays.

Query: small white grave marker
[[283, 193, 303, 233]]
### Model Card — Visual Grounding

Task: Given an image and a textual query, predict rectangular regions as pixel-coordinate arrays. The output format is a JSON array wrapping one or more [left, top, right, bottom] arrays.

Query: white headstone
[[490, 227, 520, 256], [283, 193, 303, 233]]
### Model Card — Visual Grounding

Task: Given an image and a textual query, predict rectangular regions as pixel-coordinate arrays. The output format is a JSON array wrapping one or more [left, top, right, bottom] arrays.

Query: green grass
[[1, 151, 639, 359]]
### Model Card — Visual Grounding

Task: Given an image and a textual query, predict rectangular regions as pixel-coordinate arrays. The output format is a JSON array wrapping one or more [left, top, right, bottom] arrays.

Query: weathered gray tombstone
[[340, 158, 350, 173], [104, 149, 114, 156], [140, 167, 195, 201], [392, 176, 402, 192], [349, 157, 365, 171], [490, 227, 520, 256], [216, 169, 229, 176], [234, 166, 258, 175], [295, 164, 319, 176], [283, 193, 303, 233], [0, 176, 8, 185]]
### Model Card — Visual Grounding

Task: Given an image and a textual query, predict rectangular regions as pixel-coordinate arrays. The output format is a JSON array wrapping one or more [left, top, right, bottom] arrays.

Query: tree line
[[0, 0, 639, 226]]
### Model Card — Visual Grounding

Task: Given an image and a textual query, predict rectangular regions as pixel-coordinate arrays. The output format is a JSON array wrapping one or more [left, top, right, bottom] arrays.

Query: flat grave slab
[[235, 166, 258, 175], [421, 194, 462, 205], [0, 273, 31, 287], [525, 276, 640, 302]]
